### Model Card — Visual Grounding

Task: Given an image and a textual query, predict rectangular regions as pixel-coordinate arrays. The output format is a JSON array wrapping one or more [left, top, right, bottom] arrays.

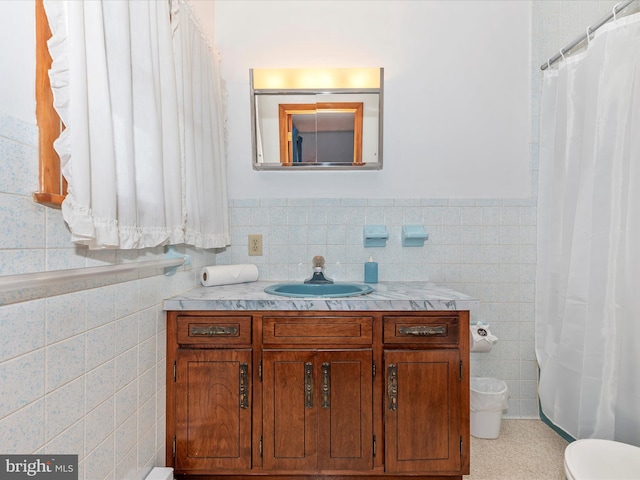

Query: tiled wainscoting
[[0, 111, 214, 479], [219, 196, 540, 419]]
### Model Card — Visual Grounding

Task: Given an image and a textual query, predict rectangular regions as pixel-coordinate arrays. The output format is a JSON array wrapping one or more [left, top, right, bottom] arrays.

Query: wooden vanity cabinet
[[166, 310, 469, 479], [383, 315, 468, 475], [261, 315, 374, 472], [174, 349, 252, 471], [168, 314, 254, 474], [262, 349, 373, 472], [384, 349, 462, 473]]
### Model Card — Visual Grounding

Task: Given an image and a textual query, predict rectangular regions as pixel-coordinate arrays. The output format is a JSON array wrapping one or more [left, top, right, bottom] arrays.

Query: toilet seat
[[564, 439, 640, 480]]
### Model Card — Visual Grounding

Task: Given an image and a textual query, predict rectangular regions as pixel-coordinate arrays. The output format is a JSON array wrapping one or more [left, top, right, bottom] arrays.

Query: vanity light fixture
[[252, 67, 381, 90]]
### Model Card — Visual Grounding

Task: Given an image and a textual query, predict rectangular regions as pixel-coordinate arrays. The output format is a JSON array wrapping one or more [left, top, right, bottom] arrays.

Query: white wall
[[215, 0, 531, 199], [0, 0, 36, 123]]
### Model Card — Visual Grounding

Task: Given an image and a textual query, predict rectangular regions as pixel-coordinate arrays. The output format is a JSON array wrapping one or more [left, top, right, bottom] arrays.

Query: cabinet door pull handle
[[239, 363, 249, 409], [190, 325, 238, 336], [398, 325, 447, 336], [388, 364, 398, 411], [321, 363, 331, 409], [305, 362, 314, 408]]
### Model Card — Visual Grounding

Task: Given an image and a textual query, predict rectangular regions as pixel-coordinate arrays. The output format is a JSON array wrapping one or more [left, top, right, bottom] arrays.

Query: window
[[34, 0, 66, 208]]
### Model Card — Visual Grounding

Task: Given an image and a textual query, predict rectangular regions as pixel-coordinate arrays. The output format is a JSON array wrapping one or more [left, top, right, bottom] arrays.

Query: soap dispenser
[[364, 255, 378, 284]]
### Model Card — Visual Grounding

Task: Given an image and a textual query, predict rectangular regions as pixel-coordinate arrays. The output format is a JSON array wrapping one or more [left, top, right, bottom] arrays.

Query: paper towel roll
[[201, 264, 259, 287]]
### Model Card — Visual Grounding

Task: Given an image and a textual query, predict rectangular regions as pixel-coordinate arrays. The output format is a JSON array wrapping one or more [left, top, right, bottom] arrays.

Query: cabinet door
[[262, 350, 318, 471], [175, 349, 252, 471], [317, 350, 373, 471], [384, 349, 462, 474], [263, 349, 374, 472]]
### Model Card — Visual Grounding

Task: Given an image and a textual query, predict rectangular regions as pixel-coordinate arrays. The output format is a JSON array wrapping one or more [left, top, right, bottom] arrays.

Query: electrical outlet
[[248, 234, 263, 256]]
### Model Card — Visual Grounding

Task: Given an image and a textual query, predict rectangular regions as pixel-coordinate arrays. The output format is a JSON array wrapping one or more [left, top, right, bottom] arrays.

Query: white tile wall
[[223, 196, 541, 417]]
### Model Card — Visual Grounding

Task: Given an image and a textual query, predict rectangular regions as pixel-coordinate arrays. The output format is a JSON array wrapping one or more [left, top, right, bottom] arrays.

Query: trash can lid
[[470, 377, 508, 394]]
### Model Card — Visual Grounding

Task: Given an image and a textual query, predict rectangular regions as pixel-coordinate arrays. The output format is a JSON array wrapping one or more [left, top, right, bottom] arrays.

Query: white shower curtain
[[536, 13, 640, 446], [44, 0, 229, 249]]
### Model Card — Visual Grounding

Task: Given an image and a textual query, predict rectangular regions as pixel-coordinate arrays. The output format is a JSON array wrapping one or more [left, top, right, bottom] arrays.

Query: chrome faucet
[[304, 256, 334, 284]]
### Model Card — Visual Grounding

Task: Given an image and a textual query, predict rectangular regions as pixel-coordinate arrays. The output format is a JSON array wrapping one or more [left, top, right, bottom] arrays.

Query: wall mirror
[[250, 68, 383, 170]]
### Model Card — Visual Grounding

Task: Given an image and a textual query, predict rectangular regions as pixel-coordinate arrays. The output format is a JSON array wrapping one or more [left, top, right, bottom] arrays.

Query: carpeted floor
[[464, 419, 569, 480]]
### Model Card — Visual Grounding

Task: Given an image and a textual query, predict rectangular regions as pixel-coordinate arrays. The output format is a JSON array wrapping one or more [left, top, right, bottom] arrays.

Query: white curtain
[[536, 13, 640, 445], [172, 2, 229, 248], [44, 0, 229, 249]]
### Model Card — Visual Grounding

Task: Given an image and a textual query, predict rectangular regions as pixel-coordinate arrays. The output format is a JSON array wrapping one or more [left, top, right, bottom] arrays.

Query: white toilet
[[564, 439, 640, 480]]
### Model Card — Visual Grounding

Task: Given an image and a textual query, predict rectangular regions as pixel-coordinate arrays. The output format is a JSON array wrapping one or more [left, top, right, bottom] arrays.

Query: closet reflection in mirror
[[279, 102, 363, 165], [250, 68, 383, 170]]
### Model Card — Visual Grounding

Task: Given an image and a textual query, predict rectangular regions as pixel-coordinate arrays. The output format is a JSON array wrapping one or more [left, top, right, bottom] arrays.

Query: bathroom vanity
[[164, 282, 479, 479]]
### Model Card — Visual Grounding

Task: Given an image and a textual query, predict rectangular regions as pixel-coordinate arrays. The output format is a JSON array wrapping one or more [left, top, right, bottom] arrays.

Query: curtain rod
[[540, 0, 636, 71], [0, 246, 190, 295]]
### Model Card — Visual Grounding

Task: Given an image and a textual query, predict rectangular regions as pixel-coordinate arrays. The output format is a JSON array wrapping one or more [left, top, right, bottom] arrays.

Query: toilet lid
[[565, 439, 640, 480]]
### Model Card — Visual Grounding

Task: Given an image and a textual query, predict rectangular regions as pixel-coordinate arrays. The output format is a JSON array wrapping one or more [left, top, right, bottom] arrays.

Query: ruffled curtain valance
[[44, 0, 230, 249]]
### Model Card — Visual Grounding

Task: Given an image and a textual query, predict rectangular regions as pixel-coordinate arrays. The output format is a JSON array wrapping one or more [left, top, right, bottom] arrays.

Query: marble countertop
[[163, 281, 479, 312]]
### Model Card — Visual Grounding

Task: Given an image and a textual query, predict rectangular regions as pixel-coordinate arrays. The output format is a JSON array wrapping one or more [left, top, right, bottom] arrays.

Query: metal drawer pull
[[388, 364, 398, 411], [321, 363, 331, 409], [190, 325, 238, 336], [239, 363, 249, 409], [305, 362, 314, 408], [398, 325, 446, 337]]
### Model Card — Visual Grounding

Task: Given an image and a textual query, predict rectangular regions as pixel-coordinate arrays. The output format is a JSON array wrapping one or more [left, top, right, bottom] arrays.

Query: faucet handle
[[304, 256, 333, 284], [312, 255, 326, 270]]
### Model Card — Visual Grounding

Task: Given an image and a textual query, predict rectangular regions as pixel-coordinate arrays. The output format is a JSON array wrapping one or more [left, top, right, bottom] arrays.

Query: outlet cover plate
[[249, 234, 263, 256]]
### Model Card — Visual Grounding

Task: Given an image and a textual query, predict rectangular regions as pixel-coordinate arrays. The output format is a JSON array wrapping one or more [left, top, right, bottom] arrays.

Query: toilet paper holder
[[470, 321, 498, 352]]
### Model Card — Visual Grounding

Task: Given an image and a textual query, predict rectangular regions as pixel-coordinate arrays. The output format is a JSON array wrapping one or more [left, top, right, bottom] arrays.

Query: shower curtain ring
[[586, 26, 592, 45], [612, 1, 623, 21]]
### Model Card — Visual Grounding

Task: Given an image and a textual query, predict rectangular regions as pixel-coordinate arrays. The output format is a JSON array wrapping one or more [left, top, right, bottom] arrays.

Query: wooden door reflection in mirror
[[278, 103, 363, 166]]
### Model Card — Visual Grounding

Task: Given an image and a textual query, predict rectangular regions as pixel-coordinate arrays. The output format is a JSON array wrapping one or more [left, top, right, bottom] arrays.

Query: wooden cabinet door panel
[[317, 350, 373, 471], [262, 350, 317, 470], [175, 349, 252, 471], [384, 349, 461, 474]]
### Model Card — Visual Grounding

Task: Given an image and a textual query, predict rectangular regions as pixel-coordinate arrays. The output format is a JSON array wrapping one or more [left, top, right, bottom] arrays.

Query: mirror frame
[[250, 68, 384, 171], [278, 102, 364, 166]]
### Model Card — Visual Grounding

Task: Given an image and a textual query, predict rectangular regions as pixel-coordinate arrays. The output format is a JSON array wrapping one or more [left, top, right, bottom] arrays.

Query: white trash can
[[470, 377, 509, 439]]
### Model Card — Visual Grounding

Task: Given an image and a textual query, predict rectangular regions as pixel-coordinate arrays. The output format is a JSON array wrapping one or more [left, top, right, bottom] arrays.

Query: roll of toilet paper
[[470, 324, 498, 352], [200, 264, 259, 287], [470, 336, 494, 353]]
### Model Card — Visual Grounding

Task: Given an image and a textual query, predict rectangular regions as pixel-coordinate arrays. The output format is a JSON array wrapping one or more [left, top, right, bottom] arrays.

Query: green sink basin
[[264, 282, 373, 298]]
